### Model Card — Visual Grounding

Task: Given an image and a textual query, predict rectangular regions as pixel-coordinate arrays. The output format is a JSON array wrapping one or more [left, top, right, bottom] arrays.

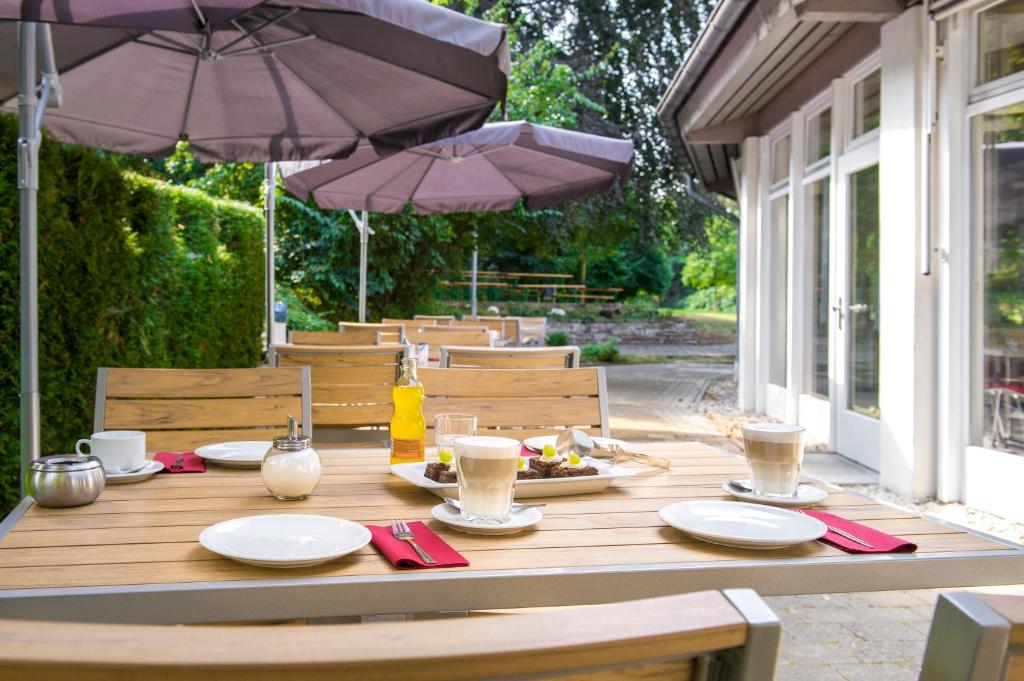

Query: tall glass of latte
[[453, 435, 520, 523], [741, 423, 806, 497]]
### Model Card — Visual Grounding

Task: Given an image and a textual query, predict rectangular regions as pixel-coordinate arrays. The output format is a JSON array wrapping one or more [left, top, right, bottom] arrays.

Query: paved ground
[[604, 360, 1024, 680]]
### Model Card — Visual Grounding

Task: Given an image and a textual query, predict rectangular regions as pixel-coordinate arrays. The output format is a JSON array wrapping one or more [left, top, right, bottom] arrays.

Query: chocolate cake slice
[[517, 468, 542, 480], [424, 462, 457, 483], [551, 465, 599, 478], [528, 457, 563, 478]]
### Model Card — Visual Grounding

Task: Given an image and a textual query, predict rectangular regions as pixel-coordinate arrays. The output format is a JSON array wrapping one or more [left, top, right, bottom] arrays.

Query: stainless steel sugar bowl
[[26, 455, 106, 507]]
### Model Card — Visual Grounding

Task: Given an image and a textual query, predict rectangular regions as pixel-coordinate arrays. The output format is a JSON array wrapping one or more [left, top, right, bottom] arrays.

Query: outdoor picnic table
[[0, 442, 1021, 624]]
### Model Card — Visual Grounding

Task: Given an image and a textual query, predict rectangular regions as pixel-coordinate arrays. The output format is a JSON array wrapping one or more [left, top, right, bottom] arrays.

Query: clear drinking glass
[[741, 423, 806, 498], [434, 413, 478, 460], [453, 435, 520, 523]]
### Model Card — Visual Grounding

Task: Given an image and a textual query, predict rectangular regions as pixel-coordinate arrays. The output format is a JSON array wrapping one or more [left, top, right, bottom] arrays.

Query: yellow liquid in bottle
[[390, 383, 425, 465]]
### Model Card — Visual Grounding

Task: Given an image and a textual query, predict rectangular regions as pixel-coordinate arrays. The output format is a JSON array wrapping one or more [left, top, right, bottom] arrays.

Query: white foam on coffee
[[453, 435, 520, 459], [741, 423, 805, 444]]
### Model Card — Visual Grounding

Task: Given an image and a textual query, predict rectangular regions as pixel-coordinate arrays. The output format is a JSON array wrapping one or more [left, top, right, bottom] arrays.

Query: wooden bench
[[920, 592, 1024, 681], [290, 330, 381, 345], [93, 367, 311, 452], [419, 366, 608, 440], [0, 590, 779, 680], [440, 345, 580, 369], [275, 345, 403, 447]]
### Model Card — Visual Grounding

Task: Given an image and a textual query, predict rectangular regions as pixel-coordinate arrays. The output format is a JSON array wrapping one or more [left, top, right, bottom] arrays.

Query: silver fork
[[391, 519, 436, 564]]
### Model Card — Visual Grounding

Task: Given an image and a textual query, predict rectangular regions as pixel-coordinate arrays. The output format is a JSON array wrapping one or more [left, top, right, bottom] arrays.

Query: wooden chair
[[919, 592, 1024, 681], [383, 317, 436, 327], [459, 316, 521, 346], [406, 326, 493, 348], [290, 329, 381, 345], [419, 366, 609, 440], [517, 315, 548, 345], [93, 367, 311, 452], [0, 590, 780, 680], [440, 345, 580, 368], [414, 314, 455, 324], [338, 322, 405, 344], [275, 345, 403, 446]]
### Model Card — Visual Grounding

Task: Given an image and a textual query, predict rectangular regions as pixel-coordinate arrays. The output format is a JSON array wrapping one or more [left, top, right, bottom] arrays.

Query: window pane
[[975, 103, 1024, 455], [771, 135, 790, 185], [978, 0, 1024, 86], [806, 107, 832, 165], [847, 165, 880, 419], [769, 196, 789, 386], [808, 179, 830, 397], [853, 70, 881, 139]]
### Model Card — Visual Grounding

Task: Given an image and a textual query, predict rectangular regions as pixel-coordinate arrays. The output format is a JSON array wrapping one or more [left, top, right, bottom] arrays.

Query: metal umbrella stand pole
[[347, 210, 372, 323], [470, 230, 478, 317], [265, 162, 276, 365]]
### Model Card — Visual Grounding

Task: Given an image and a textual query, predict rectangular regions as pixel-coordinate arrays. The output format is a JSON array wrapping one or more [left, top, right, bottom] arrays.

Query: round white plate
[[194, 441, 270, 468], [522, 435, 629, 453], [431, 503, 541, 536], [721, 479, 828, 508], [199, 514, 371, 568], [659, 500, 827, 549], [105, 460, 164, 484]]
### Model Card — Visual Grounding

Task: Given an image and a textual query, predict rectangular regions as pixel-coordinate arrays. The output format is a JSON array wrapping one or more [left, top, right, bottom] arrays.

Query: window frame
[[970, 0, 1024, 102], [844, 53, 883, 151]]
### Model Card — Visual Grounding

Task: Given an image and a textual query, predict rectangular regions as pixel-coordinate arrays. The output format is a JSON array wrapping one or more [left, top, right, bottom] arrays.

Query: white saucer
[[195, 441, 270, 468], [722, 479, 828, 507], [523, 435, 629, 453], [199, 514, 371, 568], [105, 460, 164, 484], [659, 500, 827, 549], [431, 503, 542, 536]]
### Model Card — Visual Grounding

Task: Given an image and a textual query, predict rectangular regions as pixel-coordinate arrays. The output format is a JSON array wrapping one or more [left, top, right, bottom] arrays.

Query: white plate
[[522, 435, 629, 453], [105, 460, 164, 484], [659, 500, 827, 550], [391, 457, 634, 499], [721, 480, 828, 508], [199, 514, 371, 568], [194, 441, 270, 468], [431, 503, 541, 535]]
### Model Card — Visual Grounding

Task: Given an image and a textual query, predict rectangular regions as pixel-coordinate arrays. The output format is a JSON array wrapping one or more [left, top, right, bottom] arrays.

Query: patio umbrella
[[3, 2, 509, 478], [279, 120, 635, 320]]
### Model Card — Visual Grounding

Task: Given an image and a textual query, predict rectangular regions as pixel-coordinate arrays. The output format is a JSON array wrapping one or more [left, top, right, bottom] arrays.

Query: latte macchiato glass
[[741, 423, 805, 497], [453, 435, 520, 523]]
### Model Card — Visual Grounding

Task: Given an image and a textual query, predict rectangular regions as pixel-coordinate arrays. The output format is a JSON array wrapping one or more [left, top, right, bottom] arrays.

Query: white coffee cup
[[76, 431, 146, 473]]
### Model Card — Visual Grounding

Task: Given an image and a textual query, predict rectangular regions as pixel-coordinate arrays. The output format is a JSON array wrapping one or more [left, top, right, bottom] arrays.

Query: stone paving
[[604, 360, 1024, 680]]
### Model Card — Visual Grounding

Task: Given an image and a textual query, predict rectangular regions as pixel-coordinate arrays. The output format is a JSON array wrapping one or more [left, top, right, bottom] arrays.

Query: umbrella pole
[[265, 162, 276, 365], [358, 211, 369, 323], [470, 231, 478, 317], [18, 22, 40, 487]]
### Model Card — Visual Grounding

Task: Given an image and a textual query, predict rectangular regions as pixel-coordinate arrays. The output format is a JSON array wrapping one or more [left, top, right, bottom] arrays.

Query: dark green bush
[[0, 116, 264, 515], [546, 330, 570, 346], [580, 339, 621, 364]]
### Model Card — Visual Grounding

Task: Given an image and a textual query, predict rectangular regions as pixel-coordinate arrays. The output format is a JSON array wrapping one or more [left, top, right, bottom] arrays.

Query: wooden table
[[0, 442, 1021, 624]]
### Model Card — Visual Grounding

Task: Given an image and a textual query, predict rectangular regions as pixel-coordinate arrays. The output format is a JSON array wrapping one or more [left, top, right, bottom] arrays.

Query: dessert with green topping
[[424, 448, 457, 483], [529, 443, 565, 476], [517, 456, 541, 480], [552, 451, 599, 477]]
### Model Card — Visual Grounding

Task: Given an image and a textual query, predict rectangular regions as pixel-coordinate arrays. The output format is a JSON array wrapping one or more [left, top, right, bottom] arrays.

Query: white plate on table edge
[[391, 457, 634, 499], [104, 460, 164, 483], [522, 435, 629, 452], [721, 479, 828, 508], [659, 500, 827, 550], [431, 503, 542, 535], [194, 441, 270, 468], [199, 514, 371, 568]]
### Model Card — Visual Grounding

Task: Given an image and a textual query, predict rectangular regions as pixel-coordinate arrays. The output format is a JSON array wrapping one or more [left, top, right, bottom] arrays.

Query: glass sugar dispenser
[[261, 416, 321, 500]]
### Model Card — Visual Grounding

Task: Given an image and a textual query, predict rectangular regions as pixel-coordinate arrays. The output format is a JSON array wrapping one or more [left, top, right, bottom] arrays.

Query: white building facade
[[659, 0, 1024, 521]]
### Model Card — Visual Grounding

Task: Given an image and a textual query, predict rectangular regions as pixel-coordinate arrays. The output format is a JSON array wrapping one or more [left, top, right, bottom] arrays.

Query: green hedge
[[0, 116, 264, 514]]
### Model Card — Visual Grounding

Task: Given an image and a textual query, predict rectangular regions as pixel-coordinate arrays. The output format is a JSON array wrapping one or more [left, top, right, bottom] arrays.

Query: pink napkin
[[802, 510, 917, 554], [520, 444, 539, 457], [154, 452, 206, 473], [367, 521, 469, 569]]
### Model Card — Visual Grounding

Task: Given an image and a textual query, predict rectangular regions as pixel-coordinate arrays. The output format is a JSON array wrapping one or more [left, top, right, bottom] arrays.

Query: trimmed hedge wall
[[0, 116, 264, 514]]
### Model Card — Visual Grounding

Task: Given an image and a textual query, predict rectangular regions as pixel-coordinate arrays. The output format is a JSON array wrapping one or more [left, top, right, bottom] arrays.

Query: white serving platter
[[194, 441, 270, 468], [658, 500, 828, 550], [199, 514, 371, 568], [522, 435, 629, 453], [390, 457, 634, 499]]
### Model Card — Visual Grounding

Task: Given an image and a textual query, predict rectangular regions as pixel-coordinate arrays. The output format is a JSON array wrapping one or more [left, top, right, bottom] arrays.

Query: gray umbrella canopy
[[281, 121, 634, 213], [1, 1, 510, 161]]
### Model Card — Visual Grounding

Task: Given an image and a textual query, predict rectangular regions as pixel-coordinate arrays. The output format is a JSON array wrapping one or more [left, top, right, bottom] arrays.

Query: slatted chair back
[[383, 317, 436, 327], [414, 314, 455, 324], [290, 329, 381, 345], [339, 322, 405, 344], [275, 345, 403, 439], [440, 345, 580, 369], [458, 316, 521, 345], [517, 315, 548, 345], [418, 366, 608, 440], [919, 592, 1024, 681], [406, 326, 493, 348], [93, 367, 311, 452], [0, 590, 780, 681]]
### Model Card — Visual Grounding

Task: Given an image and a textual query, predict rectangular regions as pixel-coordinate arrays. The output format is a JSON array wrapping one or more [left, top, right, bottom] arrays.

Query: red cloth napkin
[[154, 452, 206, 473], [367, 521, 469, 569], [802, 510, 917, 554]]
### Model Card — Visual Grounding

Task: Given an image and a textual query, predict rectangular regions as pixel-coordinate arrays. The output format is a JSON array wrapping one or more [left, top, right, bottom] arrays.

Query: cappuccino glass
[[741, 423, 805, 497], [453, 435, 520, 523], [76, 430, 146, 473]]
